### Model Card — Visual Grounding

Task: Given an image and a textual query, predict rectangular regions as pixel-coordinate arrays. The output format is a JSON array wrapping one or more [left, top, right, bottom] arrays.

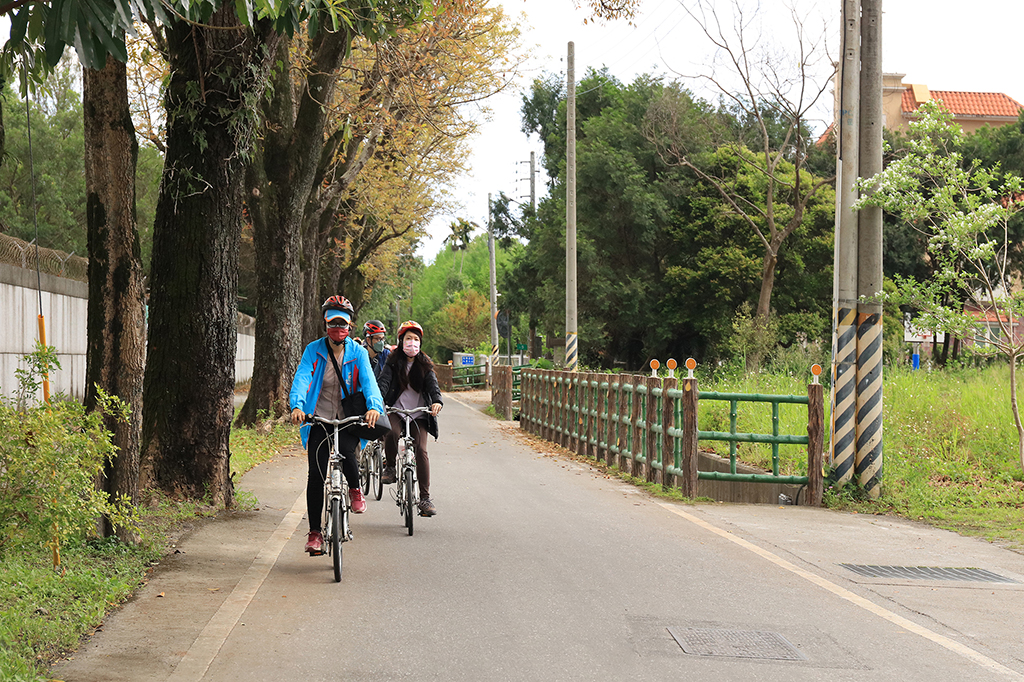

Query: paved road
[[54, 393, 1024, 681]]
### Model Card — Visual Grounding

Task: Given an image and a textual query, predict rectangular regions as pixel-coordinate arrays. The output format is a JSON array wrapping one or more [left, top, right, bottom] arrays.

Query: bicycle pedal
[[307, 549, 325, 557]]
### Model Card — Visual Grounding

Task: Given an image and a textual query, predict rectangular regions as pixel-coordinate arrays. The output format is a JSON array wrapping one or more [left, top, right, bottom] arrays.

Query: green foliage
[[0, 65, 86, 256], [0, 344, 138, 559], [0, 537, 159, 681], [510, 72, 833, 369], [0, 69, 163, 272], [729, 302, 778, 371], [229, 420, 297, 479]]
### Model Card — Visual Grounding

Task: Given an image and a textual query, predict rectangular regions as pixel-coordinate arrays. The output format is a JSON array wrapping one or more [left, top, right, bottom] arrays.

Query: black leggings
[[306, 423, 360, 532]]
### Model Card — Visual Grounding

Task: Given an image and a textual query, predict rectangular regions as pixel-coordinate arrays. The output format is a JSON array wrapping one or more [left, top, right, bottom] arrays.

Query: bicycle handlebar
[[385, 406, 432, 417], [304, 414, 369, 428]]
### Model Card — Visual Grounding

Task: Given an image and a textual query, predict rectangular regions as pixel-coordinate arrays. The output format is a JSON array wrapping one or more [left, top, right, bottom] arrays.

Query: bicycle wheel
[[331, 497, 342, 582], [373, 442, 384, 500], [403, 468, 415, 536], [359, 446, 371, 496]]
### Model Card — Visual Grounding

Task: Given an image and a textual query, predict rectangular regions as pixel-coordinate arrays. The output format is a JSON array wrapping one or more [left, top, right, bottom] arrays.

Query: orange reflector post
[[650, 359, 660, 370], [666, 358, 677, 370]]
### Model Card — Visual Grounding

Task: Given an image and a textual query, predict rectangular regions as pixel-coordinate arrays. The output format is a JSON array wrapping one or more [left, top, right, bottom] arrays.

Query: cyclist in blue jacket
[[290, 295, 386, 555]]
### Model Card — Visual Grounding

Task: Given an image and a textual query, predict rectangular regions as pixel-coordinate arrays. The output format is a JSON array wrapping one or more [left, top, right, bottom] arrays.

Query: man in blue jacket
[[290, 295, 387, 555]]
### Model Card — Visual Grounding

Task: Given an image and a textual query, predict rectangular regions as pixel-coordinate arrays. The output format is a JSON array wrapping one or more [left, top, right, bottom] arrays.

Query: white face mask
[[403, 336, 420, 357]]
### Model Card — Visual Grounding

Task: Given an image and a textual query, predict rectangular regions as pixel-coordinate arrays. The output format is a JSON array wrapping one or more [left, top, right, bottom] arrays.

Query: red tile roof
[[902, 89, 1023, 119]]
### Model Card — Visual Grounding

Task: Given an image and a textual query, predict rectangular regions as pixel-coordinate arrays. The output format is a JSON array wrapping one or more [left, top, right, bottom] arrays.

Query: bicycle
[[359, 437, 385, 501], [306, 414, 367, 582], [385, 406, 431, 536]]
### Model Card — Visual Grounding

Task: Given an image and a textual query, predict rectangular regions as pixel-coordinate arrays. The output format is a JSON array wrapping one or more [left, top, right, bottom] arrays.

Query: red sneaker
[[305, 531, 324, 555], [350, 488, 367, 514]]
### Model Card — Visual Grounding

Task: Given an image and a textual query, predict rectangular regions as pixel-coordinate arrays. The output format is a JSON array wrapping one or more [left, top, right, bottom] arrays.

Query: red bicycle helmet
[[363, 320, 387, 337], [396, 320, 424, 340], [321, 295, 354, 317]]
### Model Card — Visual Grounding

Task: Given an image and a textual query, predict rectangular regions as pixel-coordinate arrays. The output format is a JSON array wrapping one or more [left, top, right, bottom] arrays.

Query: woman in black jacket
[[377, 320, 443, 516]]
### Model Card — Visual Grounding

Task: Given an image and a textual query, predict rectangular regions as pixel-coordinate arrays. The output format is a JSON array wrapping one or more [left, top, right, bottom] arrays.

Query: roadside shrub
[[0, 344, 137, 558]]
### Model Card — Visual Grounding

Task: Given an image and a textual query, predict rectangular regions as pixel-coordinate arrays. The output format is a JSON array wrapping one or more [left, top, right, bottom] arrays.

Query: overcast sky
[[417, 0, 1023, 261]]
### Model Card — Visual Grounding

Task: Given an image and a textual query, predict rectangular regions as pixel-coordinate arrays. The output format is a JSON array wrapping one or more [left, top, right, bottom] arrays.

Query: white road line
[[658, 502, 1023, 679], [167, 491, 307, 681]]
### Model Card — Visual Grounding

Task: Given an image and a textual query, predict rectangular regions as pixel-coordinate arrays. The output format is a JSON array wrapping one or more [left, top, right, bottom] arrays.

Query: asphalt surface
[[52, 391, 1024, 681]]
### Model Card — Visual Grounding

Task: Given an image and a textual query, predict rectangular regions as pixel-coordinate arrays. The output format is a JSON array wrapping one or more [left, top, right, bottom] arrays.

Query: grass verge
[[0, 419, 297, 682]]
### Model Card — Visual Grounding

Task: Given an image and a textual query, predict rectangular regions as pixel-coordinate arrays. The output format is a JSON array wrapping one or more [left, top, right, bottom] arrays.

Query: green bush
[[0, 344, 137, 558]]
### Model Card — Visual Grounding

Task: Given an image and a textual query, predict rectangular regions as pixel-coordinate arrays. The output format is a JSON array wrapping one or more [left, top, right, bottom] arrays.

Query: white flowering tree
[[855, 100, 1024, 469]]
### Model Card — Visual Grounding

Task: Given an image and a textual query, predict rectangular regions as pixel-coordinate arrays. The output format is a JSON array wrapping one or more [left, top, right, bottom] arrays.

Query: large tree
[[138, 7, 284, 504], [238, 0, 521, 425], [644, 0, 835, 369], [82, 54, 146, 540]]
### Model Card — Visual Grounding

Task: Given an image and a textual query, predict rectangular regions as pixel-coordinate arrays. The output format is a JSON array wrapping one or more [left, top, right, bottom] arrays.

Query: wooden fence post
[[606, 374, 614, 464], [681, 375, 699, 498], [646, 376, 659, 484], [807, 382, 824, 507], [585, 373, 597, 460], [618, 376, 630, 473], [662, 376, 677, 490], [436, 364, 453, 391], [559, 372, 569, 449], [598, 373, 609, 464], [618, 374, 634, 475], [544, 372, 552, 440], [521, 370, 530, 432], [569, 372, 577, 450]]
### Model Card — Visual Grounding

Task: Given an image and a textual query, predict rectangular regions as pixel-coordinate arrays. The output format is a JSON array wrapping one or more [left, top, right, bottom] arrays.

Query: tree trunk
[[236, 30, 352, 426], [140, 12, 280, 505], [82, 57, 146, 540], [747, 245, 778, 372], [1011, 357, 1024, 472]]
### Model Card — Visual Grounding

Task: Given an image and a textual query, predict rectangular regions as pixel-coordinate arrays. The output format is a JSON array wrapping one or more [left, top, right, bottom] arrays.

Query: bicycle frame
[[306, 414, 366, 580], [386, 406, 430, 534]]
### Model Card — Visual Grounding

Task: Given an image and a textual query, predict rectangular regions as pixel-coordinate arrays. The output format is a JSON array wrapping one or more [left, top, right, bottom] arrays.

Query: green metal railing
[[452, 363, 488, 390], [517, 368, 824, 503], [691, 391, 809, 485], [512, 365, 524, 401]]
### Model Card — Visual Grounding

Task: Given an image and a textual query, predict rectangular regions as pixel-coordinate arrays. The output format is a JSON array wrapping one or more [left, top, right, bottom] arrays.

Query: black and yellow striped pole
[[830, 0, 860, 485], [856, 0, 884, 498], [831, 0, 883, 497]]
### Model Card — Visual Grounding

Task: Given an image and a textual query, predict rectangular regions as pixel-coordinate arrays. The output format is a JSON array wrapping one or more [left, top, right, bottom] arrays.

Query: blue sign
[[461, 355, 474, 366]]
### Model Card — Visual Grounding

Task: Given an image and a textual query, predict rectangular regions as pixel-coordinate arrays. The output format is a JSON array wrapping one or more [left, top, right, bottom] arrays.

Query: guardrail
[[452, 362, 488, 390], [517, 362, 824, 505]]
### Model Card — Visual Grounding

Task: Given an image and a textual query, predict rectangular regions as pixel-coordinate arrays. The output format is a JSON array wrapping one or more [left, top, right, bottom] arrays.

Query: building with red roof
[[884, 73, 1023, 134]]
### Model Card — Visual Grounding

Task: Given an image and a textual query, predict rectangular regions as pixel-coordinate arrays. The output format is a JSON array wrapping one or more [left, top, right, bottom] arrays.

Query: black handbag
[[325, 340, 389, 441], [326, 339, 367, 416]]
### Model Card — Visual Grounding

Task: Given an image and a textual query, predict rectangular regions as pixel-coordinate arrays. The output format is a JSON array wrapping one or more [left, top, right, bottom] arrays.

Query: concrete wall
[[0, 262, 256, 403], [1, 262, 88, 401]]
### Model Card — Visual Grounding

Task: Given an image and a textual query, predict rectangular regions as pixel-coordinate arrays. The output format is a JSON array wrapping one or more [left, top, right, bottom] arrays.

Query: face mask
[[372, 339, 385, 353], [403, 336, 420, 357], [327, 326, 349, 343]]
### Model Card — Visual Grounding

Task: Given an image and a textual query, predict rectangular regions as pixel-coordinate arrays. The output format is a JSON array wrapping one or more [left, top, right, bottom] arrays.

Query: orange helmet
[[396, 320, 424, 341]]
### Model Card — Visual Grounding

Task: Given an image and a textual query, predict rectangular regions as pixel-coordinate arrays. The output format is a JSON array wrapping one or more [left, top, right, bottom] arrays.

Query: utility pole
[[830, 0, 883, 498], [530, 151, 537, 213], [830, 0, 861, 486], [856, 0, 884, 497], [488, 193, 499, 370], [565, 41, 578, 372]]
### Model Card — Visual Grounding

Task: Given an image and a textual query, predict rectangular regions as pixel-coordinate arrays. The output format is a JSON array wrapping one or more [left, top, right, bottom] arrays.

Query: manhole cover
[[839, 564, 1017, 583], [667, 627, 805, 660]]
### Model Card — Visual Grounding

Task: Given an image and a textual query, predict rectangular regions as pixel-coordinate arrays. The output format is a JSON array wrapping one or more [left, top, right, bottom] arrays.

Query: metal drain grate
[[840, 564, 1018, 583], [667, 627, 805, 660]]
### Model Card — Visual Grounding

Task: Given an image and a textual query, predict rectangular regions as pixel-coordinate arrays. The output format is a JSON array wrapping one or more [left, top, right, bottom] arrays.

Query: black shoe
[[381, 467, 396, 485], [418, 498, 436, 517]]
